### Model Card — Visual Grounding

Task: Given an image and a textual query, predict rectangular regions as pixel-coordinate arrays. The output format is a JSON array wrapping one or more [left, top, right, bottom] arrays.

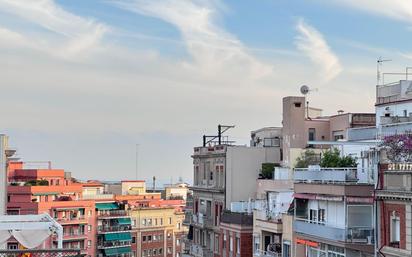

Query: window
[[294, 102, 301, 108], [404, 110, 408, 117], [87, 225, 92, 232], [7, 243, 18, 250], [169, 217, 172, 224], [132, 237, 136, 244], [148, 249, 152, 257], [282, 241, 290, 257], [143, 236, 147, 242], [148, 235, 152, 242], [210, 170, 213, 180], [177, 223, 181, 230], [223, 234, 227, 250], [391, 215, 401, 244], [176, 239, 180, 246], [155, 218, 158, 226], [88, 210, 92, 217], [318, 209, 326, 223], [142, 219, 146, 226], [309, 209, 317, 223], [159, 248, 163, 255], [147, 218, 152, 226], [87, 240, 91, 248], [153, 249, 157, 256], [143, 250, 147, 257], [253, 236, 260, 254], [167, 247, 172, 254], [308, 128, 316, 141], [167, 232, 172, 239], [236, 237, 240, 254], [229, 236, 233, 252], [214, 234, 219, 253], [160, 218, 163, 225]]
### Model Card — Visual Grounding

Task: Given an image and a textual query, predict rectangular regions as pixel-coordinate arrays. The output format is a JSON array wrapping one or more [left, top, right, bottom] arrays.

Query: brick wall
[[380, 203, 406, 249]]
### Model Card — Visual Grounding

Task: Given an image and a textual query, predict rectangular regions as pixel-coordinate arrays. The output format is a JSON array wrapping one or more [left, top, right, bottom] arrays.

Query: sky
[[2, 0, 412, 183]]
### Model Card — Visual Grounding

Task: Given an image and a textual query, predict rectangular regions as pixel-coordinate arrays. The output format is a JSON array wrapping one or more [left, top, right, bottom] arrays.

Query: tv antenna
[[300, 85, 317, 96], [377, 57, 392, 85], [300, 85, 318, 119]]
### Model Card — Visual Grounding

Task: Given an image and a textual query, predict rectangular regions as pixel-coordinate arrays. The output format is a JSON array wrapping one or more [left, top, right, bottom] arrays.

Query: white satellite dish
[[300, 85, 310, 95]]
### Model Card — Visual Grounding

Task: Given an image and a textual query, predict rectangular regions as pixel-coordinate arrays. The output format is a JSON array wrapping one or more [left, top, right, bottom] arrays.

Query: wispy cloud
[[111, 0, 273, 80], [329, 0, 412, 24], [0, 0, 108, 59], [295, 19, 342, 82]]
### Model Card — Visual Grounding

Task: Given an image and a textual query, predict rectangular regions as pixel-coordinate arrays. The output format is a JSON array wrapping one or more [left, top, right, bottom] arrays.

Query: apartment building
[[252, 167, 293, 257], [128, 205, 186, 257], [7, 162, 97, 256], [95, 201, 133, 257], [282, 96, 375, 168], [219, 210, 253, 257], [293, 166, 375, 257], [375, 163, 412, 257], [188, 139, 280, 257]]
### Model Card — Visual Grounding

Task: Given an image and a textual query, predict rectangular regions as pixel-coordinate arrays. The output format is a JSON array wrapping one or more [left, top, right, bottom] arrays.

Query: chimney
[[153, 176, 156, 191]]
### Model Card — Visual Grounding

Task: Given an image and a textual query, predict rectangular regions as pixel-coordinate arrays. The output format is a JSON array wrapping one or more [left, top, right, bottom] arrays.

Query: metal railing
[[98, 225, 132, 233], [0, 249, 81, 257], [294, 167, 358, 183], [192, 213, 213, 227], [254, 249, 281, 257], [97, 210, 128, 217], [57, 215, 86, 223], [294, 219, 374, 244], [98, 240, 132, 249]]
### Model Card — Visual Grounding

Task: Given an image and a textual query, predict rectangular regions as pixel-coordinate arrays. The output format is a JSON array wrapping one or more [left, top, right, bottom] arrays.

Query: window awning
[[95, 203, 118, 210], [117, 218, 131, 225], [104, 247, 132, 256], [104, 232, 132, 241]]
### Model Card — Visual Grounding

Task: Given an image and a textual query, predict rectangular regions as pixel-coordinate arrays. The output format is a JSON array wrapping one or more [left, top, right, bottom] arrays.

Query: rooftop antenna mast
[[203, 124, 235, 146], [377, 57, 392, 85], [300, 85, 317, 119]]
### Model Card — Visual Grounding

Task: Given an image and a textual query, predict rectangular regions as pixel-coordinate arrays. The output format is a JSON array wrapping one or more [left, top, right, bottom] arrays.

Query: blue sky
[[1, 0, 412, 183]]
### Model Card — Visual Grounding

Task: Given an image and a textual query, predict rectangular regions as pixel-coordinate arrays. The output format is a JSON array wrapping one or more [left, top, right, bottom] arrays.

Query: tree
[[320, 148, 357, 168], [295, 150, 320, 168], [260, 163, 279, 179]]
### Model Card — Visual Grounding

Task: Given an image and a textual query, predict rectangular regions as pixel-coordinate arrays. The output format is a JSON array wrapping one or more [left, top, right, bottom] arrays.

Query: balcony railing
[[98, 225, 132, 233], [190, 244, 213, 257], [347, 227, 374, 244], [97, 210, 128, 218], [254, 250, 281, 257], [192, 213, 213, 228], [294, 167, 358, 183], [294, 219, 374, 244], [57, 215, 86, 223], [97, 240, 132, 249]]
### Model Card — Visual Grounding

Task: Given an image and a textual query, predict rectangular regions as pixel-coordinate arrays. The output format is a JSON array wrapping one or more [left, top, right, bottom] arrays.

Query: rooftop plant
[[380, 133, 412, 162]]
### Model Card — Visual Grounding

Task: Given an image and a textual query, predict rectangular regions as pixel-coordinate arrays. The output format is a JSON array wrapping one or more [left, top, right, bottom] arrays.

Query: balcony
[[53, 231, 87, 242], [254, 250, 281, 257], [190, 244, 213, 257], [294, 219, 346, 241], [294, 167, 359, 183], [97, 240, 132, 249], [97, 210, 128, 219], [98, 225, 132, 233], [57, 215, 87, 224], [294, 220, 373, 244], [192, 213, 213, 228]]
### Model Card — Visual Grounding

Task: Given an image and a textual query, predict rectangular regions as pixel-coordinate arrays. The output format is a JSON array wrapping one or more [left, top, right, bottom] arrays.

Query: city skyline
[[3, 0, 412, 181]]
